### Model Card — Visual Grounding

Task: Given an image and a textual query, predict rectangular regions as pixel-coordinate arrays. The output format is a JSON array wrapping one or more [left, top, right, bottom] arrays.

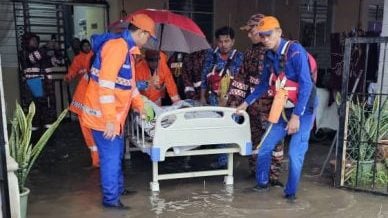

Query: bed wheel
[[150, 182, 160, 192], [224, 176, 234, 185]]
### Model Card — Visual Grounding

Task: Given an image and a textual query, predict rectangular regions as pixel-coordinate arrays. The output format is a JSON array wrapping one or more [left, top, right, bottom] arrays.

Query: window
[[367, 2, 384, 32], [0, 1, 18, 67], [169, 0, 214, 43], [299, 0, 328, 47]]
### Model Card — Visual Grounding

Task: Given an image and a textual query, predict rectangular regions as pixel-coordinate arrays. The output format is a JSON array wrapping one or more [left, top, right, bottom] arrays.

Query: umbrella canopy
[[109, 9, 211, 53]]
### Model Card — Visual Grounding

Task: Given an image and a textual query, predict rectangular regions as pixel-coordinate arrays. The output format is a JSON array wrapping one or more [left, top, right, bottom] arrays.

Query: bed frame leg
[[150, 182, 160, 192], [150, 161, 160, 192], [224, 153, 234, 185], [224, 175, 234, 185]]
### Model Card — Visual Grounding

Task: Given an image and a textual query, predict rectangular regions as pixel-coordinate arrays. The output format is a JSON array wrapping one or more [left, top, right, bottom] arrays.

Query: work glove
[[136, 80, 149, 91]]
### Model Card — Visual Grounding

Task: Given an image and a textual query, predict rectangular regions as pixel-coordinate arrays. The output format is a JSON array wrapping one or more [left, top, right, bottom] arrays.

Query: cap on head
[[130, 14, 156, 39], [255, 16, 280, 36], [240, 13, 265, 31]]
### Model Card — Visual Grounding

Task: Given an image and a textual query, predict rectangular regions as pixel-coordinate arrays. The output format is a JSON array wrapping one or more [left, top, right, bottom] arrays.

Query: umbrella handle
[[158, 23, 165, 51]]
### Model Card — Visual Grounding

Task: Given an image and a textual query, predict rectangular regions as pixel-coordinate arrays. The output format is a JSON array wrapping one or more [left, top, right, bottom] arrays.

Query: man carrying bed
[[80, 14, 156, 209], [237, 16, 318, 202], [228, 13, 284, 187]]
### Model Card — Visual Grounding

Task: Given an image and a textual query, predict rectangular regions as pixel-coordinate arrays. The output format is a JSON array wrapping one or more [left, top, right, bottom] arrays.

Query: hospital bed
[[126, 106, 252, 192]]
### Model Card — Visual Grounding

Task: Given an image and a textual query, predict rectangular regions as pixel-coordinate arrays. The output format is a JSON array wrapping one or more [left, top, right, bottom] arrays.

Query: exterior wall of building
[[0, 0, 385, 122], [212, 0, 300, 50], [1, 67, 19, 120], [107, 0, 167, 23], [331, 0, 384, 33], [0, 1, 19, 120], [379, 0, 388, 94], [106, 0, 302, 51], [74, 6, 108, 40], [332, 0, 362, 32]]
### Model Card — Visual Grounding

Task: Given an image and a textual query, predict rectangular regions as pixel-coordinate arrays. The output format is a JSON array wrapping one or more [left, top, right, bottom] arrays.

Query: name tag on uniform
[[170, 62, 183, 68]]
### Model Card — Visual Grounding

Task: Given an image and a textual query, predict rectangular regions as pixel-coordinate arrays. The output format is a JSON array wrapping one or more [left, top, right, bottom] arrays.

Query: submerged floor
[[26, 121, 388, 218]]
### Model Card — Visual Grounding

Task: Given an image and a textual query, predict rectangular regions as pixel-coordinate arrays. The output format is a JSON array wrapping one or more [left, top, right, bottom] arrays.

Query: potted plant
[[346, 96, 388, 186], [8, 102, 67, 218]]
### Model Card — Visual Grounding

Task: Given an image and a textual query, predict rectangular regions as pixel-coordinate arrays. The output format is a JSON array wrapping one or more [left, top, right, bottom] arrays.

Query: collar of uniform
[[214, 48, 236, 59], [130, 47, 141, 55], [267, 38, 287, 62], [121, 29, 136, 49], [275, 38, 287, 57]]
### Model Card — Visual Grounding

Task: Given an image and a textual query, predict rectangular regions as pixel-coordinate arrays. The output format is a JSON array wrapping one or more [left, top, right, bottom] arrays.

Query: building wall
[[106, 0, 302, 51], [0, 1, 19, 120], [74, 6, 108, 40], [213, 0, 301, 50], [332, 0, 384, 33], [0, 0, 385, 123], [332, 0, 361, 32], [1, 67, 19, 120], [107, 0, 167, 23], [379, 0, 388, 94]]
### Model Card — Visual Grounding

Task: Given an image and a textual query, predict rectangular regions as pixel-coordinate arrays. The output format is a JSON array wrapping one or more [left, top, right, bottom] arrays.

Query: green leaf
[[8, 101, 68, 192]]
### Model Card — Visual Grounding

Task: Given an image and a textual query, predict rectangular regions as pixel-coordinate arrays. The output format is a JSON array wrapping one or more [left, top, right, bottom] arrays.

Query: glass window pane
[[192, 13, 213, 43]]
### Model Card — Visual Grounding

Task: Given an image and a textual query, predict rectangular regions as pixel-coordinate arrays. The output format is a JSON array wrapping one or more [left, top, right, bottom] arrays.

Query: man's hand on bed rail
[[103, 121, 116, 140], [139, 108, 147, 120], [236, 102, 249, 114]]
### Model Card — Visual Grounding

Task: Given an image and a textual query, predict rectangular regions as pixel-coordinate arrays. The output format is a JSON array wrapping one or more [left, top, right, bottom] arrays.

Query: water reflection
[[149, 185, 235, 216]]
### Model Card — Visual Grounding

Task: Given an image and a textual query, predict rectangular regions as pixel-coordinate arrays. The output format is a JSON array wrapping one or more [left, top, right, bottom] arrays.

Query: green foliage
[[348, 165, 388, 186], [348, 97, 388, 161], [8, 102, 68, 192]]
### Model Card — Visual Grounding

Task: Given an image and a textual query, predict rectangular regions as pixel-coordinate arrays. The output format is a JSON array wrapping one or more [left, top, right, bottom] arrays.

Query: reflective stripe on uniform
[[91, 67, 99, 75], [116, 77, 131, 86], [122, 64, 130, 69], [82, 105, 102, 117], [29, 53, 37, 63], [184, 86, 195, 92], [71, 100, 83, 109], [131, 88, 140, 97], [89, 145, 98, 151], [284, 87, 297, 91], [99, 95, 115, 104], [25, 74, 42, 78], [171, 95, 180, 102], [206, 67, 216, 78], [193, 81, 202, 88], [272, 150, 284, 157], [99, 79, 115, 89], [229, 88, 246, 98], [231, 80, 249, 90], [23, 68, 40, 73], [281, 41, 290, 55], [249, 76, 260, 85], [91, 67, 132, 88]]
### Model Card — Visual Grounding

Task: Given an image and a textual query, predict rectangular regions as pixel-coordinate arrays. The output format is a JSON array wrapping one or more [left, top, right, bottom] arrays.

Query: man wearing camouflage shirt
[[227, 14, 284, 187]]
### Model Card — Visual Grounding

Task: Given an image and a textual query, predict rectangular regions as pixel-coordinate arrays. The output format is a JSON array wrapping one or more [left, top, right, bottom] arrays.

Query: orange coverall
[[135, 52, 180, 105], [65, 51, 99, 167], [80, 39, 144, 135]]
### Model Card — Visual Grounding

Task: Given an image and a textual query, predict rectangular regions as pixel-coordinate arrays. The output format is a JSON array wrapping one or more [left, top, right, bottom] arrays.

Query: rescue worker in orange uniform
[[64, 39, 99, 168], [135, 50, 181, 105], [80, 14, 156, 209]]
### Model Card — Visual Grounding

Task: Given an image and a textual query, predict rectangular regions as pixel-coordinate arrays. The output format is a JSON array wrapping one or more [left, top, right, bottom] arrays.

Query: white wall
[[73, 6, 108, 40]]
